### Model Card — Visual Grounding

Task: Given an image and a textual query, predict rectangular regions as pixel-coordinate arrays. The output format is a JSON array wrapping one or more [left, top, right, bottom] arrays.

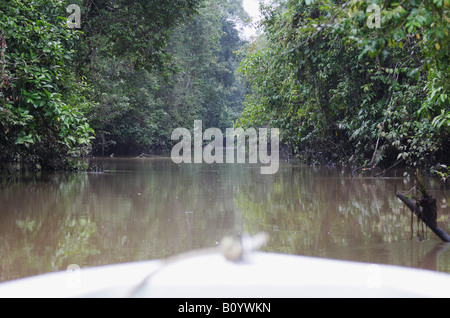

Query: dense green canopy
[[238, 0, 449, 175], [1, 0, 448, 178], [1, 0, 246, 169]]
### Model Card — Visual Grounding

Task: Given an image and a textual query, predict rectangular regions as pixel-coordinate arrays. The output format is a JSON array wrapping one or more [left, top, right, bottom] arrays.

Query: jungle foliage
[[1, 0, 449, 175], [237, 0, 449, 174], [0, 0, 94, 170], [0, 0, 247, 169], [66, 0, 247, 156]]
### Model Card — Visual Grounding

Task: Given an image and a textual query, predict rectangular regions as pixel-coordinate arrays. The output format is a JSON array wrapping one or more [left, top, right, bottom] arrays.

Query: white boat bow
[[1, 251, 450, 298]]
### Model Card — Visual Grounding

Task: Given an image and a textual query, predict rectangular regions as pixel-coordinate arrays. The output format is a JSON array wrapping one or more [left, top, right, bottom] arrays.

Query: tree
[[0, 0, 94, 170], [1, 0, 251, 164], [80, 0, 248, 155], [162, 0, 248, 133], [237, 0, 449, 172]]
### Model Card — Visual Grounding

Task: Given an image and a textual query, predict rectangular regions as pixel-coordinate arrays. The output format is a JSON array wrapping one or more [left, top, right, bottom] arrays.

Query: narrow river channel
[[1, 156, 449, 282]]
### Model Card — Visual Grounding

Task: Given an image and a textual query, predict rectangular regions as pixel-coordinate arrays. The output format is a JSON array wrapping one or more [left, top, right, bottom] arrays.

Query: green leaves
[[15, 131, 34, 146], [0, 0, 94, 169], [237, 0, 449, 170], [432, 110, 450, 130], [405, 8, 428, 33], [80, 0, 245, 153], [432, 164, 450, 186]]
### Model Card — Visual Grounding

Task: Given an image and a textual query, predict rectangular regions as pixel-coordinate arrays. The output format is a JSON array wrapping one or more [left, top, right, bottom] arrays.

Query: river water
[[1, 156, 449, 283]]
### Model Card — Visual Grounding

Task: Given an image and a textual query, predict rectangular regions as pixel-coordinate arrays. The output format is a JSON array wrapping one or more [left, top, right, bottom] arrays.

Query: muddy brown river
[[1, 157, 449, 283]]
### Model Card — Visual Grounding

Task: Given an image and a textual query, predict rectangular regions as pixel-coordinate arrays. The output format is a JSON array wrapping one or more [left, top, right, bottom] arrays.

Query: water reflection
[[0, 158, 449, 282]]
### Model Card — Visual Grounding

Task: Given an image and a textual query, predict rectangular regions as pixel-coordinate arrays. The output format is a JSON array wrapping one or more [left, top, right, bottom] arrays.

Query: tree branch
[[396, 193, 450, 243]]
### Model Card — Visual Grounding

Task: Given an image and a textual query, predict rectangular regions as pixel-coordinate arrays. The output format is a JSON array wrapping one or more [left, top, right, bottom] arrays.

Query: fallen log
[[397, 192, 450, 243]]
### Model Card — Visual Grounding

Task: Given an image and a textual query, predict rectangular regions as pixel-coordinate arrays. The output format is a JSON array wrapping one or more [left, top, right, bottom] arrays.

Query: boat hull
[[0, 253, 449, 298]]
